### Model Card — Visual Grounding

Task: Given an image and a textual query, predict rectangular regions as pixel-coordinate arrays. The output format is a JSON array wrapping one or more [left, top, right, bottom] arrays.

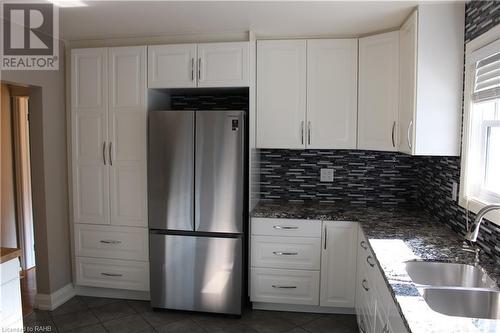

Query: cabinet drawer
[[252, 218, 321, 237], [250, 268, 319, 305], [251, 236, 321, 270], [75, 224, 148, 261], [75, 257, 149, 291]]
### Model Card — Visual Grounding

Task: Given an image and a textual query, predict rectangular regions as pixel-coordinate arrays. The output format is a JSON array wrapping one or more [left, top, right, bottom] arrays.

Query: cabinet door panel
[[197, 42, 249, 87], [358, 32, 399, 151], [320, 221, 358, 308], [306, 39, 358, 149], [257, 40, 306, 149], [148, 44, 196, 88], [109, 47, 147, 227], [398, 11, 418, 154], [71, 48, 109, 225]]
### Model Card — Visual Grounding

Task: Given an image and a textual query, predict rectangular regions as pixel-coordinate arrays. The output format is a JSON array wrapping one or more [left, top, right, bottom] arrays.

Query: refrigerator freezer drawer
[[150, 233, 242, 314]]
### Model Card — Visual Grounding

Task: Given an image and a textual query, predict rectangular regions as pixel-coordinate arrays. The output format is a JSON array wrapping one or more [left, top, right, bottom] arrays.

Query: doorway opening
[[1, 83, 36, 316]]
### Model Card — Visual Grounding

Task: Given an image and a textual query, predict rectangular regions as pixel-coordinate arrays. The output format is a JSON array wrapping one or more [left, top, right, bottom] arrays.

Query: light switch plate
[[320, 168, 334, 182]]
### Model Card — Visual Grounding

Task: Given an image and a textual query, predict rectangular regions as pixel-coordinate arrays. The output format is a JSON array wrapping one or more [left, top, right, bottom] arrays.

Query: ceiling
[[59, 1, 425, 42]]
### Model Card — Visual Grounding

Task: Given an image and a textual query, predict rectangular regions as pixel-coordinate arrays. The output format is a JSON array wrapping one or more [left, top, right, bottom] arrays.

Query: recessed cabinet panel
[[148, 44, 197, 88], [109, 46, 147, 227], [320, 221, 358, 308], [358, 31, 399, 151], [257, 40, 307, 149], [306, 39, 358, 149], [197, 42, 249, 87], [71, 48, 109, 226]]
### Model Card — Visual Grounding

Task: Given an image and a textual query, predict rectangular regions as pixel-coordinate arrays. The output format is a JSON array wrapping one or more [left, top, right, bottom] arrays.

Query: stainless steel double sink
[[405, 261, 500, 319]]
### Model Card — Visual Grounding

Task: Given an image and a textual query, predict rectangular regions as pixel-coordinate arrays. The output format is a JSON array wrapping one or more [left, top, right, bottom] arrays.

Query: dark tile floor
[[24, 296, 359, 333]]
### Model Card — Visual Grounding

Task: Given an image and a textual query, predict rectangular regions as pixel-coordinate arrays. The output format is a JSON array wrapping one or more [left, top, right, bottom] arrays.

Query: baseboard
[[252, 302, 355, 314], [74, 285, 150, 301], [35, 283, 76, 311]]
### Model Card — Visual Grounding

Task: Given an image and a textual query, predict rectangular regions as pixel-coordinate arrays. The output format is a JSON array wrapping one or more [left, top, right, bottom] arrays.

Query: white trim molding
[[35, 283, 76, 311], [252, 302, 355, 314], [459, 23, 500, 226]]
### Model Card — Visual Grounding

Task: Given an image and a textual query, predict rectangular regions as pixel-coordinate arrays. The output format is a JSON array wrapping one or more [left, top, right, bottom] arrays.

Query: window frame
[[459, 24, 500, 226]]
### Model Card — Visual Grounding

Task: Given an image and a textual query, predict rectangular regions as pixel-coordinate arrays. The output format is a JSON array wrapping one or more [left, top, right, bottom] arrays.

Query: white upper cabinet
[[148, 42, 249, 88], [197, 42, 249, 87], [108, 46, 148, 227], [358, 31, 399, 151], [257, 40, 307, 149], [398, 3, 464, 156], [71, 48, 110, 225], [148, 44, 197, 88], [307, 39, 358, 149], [320, 221, 358, 308], [72, 46, 147, 228]]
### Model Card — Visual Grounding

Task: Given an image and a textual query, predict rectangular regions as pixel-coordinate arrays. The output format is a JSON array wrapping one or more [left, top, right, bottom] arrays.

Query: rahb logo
[[1, 1, 59, 70]]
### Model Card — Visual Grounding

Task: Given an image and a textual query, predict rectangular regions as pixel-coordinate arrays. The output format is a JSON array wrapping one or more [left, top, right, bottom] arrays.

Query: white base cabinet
[[0, 258, 23, 331]]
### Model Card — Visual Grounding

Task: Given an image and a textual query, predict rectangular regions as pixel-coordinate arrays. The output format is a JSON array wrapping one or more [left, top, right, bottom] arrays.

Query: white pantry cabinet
[[256, 40, 307, 149], [256, 39, 358, 149], [307, 39, 358, 149], [398, 4, 464, 156], [320, 221, 358, 308], [148, 42, 249, 88], [358, 31, 399, 152], [0, 258, 23, 331], [71, 46, 148, 293]]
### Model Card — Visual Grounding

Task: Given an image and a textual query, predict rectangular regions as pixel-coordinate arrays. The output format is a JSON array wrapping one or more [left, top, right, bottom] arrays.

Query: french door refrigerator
[[148, 110, 245, 315]]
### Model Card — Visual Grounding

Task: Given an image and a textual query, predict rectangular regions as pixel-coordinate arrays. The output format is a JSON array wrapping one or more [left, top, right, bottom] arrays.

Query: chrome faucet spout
[[465, 204, 500, 242]]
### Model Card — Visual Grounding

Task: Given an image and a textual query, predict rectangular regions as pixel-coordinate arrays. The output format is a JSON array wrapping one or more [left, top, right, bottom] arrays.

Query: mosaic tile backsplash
[[257, 149, 418, 205]]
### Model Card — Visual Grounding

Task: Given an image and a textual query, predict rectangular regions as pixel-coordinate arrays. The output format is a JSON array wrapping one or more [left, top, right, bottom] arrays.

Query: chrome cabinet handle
[[100, 240, 122, 244], [360, 241, 368, 250], [407, 120, 413, 151], [101, 272, 122, 277], [191, 58, 194, 81], [324, 227, 327, 250], [366, 255, 375, 267], [300, 121, 304, 145], [272, 285, 297, 289], [307, 121, 311, 145], [391, 121, 396, 147], [109, 142, 113, 166], [273, 251, 298, 256], [102, 142, 107, 165], [198, 58, 201, 81], [362, 279, 369, 291], [273, 225, 298, 230]]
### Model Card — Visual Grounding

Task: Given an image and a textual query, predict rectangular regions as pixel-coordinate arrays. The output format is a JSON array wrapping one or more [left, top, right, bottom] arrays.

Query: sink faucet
[[465, 204, 500, 243]]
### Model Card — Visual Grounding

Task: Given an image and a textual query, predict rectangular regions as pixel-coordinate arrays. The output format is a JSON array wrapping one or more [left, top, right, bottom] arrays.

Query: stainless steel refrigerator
[[148, 110, 245, 315]]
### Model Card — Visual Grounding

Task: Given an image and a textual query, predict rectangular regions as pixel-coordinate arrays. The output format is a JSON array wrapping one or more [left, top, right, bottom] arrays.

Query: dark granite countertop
[[251, 201, 500, 333]]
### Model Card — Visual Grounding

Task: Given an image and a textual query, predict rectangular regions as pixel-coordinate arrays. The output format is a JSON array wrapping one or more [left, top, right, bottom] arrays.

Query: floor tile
[[103, 314, 155, 333], [215, 323, 259, 333], [50, 297, 88, 316], [141, 309, 191, 328], [242, 312, 296, 333], [65, 323, 108, 333], [285, 328, 310, 333], [192, 313, 242, 331], [24, 309, 51, 324], [156, 319, 205, 333], [92, 301, 136, 322], [52, 310, 99, 332], [81, 296, 122, 309], [277, 311, 324, 326], [127, 300, 152, 313], [301, 315, 358, 333], [24, 319, 57, 333]]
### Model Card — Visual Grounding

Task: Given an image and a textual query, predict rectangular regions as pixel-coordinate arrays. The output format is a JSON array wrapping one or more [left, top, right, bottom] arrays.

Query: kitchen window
[[460, 28, 500, 224]]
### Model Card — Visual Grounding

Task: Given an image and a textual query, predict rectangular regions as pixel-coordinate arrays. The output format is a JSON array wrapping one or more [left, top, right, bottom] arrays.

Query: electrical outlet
[[320, 168, 334, 182], [451, 181, 458, 201]]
